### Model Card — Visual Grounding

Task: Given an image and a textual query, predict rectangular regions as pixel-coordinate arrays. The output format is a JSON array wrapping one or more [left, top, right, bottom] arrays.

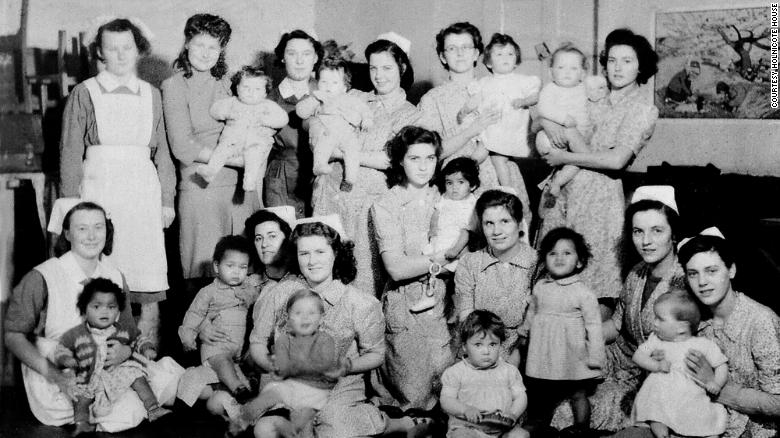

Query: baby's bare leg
[[535, 131, 554, 156], [196, 140, 235, 183], [243, 142, 273, 198], [550, 165, 579, 197], [341, 132, 361, 189], [491, 153, 512, 187], [131, 376, 172, 421], [208, 352, 243, 392], [648, 421, 670, 438], [310, 120, 336, 176], [564, 126, 589, 153]]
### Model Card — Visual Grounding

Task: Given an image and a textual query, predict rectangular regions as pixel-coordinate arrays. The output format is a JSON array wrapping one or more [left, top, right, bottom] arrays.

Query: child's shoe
[[339, 180, 353, 192], [147, 405, 172, 422], [71, 421, 96, 437], [409, 294, 436, 313]]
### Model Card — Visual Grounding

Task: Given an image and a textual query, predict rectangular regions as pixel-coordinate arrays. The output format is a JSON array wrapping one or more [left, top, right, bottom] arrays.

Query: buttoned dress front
[[371, 185, 454, 410]]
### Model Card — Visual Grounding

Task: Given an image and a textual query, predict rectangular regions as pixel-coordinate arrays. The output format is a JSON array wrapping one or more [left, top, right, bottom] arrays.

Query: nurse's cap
[[263, 206, 297, 229], [48, 197, 93, 234], [295, 214, 346, 238], [377, 31, 411, 55], [630, 185, 678, 214]]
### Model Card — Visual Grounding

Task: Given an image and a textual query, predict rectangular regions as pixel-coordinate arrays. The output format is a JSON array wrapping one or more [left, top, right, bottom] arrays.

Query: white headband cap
[[377, 31, 411, 54], [677, 226, 725, 251], [631, 185, 678, 213], [262, 206, 297, 229], [295, 214, 346, 238]]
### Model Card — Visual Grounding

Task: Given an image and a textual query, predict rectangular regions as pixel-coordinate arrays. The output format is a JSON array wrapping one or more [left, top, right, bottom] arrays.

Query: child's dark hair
[[231, 66, 272, 97], [316, 57, 352, 89], [654, 290, 701, 334], [77, 278, 125, 315], [285, 289, 325, 314], [483, 33, 521, 71], [459, 310, 506, 345], [550, 42, 587, 69], [539, 227, 592, 273], [436, 157, 480, 194], [213, 235, 254, 263]]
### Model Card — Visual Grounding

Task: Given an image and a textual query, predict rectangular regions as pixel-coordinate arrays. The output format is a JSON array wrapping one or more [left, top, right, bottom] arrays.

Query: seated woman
[[4, 202, 180, 433], [614, 230, 780, 437], [243, 216, 429, 437]]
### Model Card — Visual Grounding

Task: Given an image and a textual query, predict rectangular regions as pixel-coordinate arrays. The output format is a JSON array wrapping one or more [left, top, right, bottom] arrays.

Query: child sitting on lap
[[196, 66, 288, 195], [441, 310, 529, 438], [178, 235, 260, 403], [296, 57, 373, 192], [54, 278, 169, 436]]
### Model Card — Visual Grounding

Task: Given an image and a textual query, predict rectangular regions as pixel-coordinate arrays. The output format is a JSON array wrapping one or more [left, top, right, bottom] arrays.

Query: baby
[[296, 57, 372, 192], [54, 278, 169, 436], [632, 291, 728, 438], [536, 43, 607, 205], [178, 235, 260, 403], [196, 66, 288, 194], [460, 33, 541, 187], [440, 310, 529, 438], [229, 289, 347, 437], [412, 157, 479, 313]]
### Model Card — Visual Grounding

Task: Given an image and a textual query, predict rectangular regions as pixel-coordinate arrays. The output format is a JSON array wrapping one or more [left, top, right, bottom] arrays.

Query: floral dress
[[418, 80, 532, 226], [312, 88, 420, 296], [537, 86, 658, 300], [371, 185, 454, 410], [250, 278, 387, 438]]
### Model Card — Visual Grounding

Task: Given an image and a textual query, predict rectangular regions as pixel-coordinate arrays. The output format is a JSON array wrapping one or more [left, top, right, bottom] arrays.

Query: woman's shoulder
[[340, 282, 382, 309], [736, 293, 780, 328], [160, 71, 186, 89]]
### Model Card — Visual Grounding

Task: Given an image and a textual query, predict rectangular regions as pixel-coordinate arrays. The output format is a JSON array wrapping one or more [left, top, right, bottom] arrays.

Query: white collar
[[96, 71, 140, 93], [60, 251, 119, 285], [279, 77, 311, 100]]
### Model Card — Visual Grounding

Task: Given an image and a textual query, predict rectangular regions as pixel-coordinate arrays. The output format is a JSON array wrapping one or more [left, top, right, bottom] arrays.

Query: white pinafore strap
[[83, 77, 152, 146]]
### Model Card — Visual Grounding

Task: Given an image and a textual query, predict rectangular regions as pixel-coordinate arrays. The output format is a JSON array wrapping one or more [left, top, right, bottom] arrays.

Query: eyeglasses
[[444, 45, 475, 54]]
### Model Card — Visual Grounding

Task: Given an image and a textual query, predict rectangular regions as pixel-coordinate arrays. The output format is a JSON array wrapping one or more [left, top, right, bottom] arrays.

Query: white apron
[[20, 252, 182, 431], [80, 77, 168, 292]]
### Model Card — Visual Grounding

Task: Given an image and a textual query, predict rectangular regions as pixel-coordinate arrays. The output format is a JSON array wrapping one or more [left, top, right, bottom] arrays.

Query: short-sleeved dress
[[524, 275, 605, 381], [537, 86, 659, 300], [371, 185, 454, 409], [633, 334, 728, 436], [454, 245, 537, 358], [551, 260, 686, 431], [161, 70, 257, 280], [312, 88, 420, 296], [250, 278, 387, 438], [417, 80, 532, 226]]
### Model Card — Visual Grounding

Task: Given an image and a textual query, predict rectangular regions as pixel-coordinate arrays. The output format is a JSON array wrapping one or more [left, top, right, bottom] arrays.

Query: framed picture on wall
[[654, 5, 778, 119]]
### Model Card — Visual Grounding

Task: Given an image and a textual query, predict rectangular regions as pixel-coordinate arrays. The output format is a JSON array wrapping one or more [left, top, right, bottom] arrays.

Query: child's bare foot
[[71, 421, 96, 436], [147, 405, 172, 422], [195, 165, 218, 184], [313, 162, 333, 176], [409, 294, 436, 313]]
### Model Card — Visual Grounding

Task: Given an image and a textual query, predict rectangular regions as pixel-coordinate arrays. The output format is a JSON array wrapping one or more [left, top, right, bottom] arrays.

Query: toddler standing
[[522, 227, 604, 437], [228, 289, 346, 437], [178, 235, 260, 403], [459, 33, 541, 187], [296, 57, 373, 192], [412, 157, 480, 313], [536, 44, 607, 204], [196, 66, 288, 195], [54, 278, 169, 436], [632, 291, 728, 438], [440, 310, 529, 438]]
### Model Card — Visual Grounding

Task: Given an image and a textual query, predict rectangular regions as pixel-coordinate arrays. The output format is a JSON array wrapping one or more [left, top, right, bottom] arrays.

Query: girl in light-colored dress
[[522, 227, 604, 437], [632, 291, 728, 438]]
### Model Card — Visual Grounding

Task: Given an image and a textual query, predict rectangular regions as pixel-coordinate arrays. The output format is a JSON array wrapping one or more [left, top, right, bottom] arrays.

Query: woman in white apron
[[59, 18, 176, 344], [4, 202, 182, 432]]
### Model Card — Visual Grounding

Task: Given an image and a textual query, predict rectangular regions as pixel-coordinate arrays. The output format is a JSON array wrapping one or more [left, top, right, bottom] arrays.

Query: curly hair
[[538, 227, 592, 274], [599, 28, 658, 85], [291, 222, 357, 285], [54, 202, 114, 257], [459, 309, 506, 345], [316, 57, 352, 90], [483, 33, 521, 71], [230, 65, 273, 97], [172, 14, 231, 79], [435, 22, 484, 69], [274, 30, 324, 71], [90, 18, 151, 63], [212, 235, 253, 264], [77, 277, 125, 315], [384, 126, 442, 188], [365, 39, 414, 92], [436, 156, 480, 193]]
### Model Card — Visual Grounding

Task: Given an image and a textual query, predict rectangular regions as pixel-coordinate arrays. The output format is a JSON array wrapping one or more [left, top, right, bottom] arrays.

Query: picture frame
[[654, 5, 778, 119]]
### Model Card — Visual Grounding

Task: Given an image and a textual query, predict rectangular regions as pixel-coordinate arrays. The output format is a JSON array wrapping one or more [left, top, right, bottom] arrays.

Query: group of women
[[3, 11, 779, 438]]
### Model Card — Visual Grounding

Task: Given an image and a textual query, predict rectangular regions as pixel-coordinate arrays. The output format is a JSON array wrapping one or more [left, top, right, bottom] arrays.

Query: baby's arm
[[549, 165, 580, 196], [258, 100, 289, 129], [53, 341, 77, 369], [445, 229, 471, 261], [209, 97, 236, 121], [505, 370, 528, 421], [707, 362, 729, 395], [429, 208, 440, 242], [178, 288, 213, 351], [470, 142, 489, 163], [512, 76, 542, 109], [440, 367, 484, 423], [295, 95, 322, 120], [632, 337, 670, 373]]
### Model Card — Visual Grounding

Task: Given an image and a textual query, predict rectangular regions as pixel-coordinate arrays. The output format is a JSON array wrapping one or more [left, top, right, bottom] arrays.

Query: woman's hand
[[463, 406, 483, 423], [52, 369, 79, 401], [162, 207, 176, 228], [199, 320, 231, 345], [542, 149, 568, 167], [543, 124, 568, 149], [685, 349, 716, 388], [323, 356, 352, 380], [104, 340, 131, 369], [467, 108, 501, 137]]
